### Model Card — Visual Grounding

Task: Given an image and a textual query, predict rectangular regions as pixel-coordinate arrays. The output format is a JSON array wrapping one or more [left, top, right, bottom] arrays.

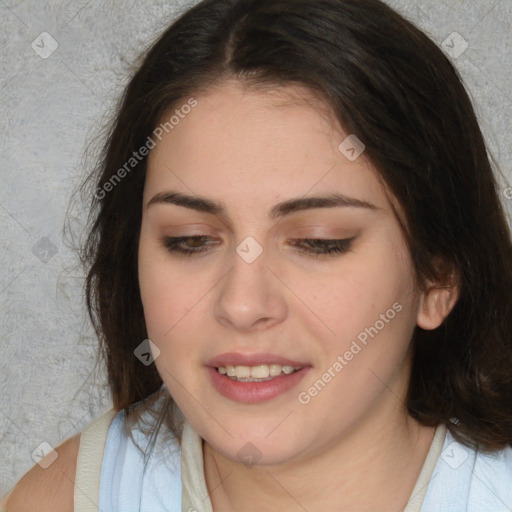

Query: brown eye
[[289, 238, 355, 257], [161, 235, 216, 256]]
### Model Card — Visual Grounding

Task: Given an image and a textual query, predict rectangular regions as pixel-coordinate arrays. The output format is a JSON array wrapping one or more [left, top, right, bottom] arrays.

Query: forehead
[[144, 80, 389, 215]]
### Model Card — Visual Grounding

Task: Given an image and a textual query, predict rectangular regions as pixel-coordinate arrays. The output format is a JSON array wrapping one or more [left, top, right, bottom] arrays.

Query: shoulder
[[470, 443, 512, 508], [1, 433, 81, 512], [424, 430, 512, 511]]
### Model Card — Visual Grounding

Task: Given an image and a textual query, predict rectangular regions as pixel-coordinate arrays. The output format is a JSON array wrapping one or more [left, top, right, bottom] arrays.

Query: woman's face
[[138, 80, 429, 465]]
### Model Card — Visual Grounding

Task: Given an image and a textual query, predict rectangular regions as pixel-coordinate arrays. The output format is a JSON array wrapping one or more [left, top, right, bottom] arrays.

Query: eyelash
[[160, 235, 354, 258]]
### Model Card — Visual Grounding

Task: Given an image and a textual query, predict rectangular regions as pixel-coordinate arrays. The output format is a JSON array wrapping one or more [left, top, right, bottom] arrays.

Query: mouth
[[216, 364, 303, 382], [206, 352, 310, 403], [207, 354, 311, 403], [215, 364, 303, 382]]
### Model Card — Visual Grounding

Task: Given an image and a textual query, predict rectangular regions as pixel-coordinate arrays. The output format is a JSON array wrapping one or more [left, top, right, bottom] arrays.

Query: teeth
[[217, 364, 302, 381], [269, 364, 282, 376]]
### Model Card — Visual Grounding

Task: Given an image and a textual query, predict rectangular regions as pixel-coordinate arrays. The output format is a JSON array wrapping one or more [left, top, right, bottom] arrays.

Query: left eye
[[289, 238, 355, 257], [161, 235, 355, 258]]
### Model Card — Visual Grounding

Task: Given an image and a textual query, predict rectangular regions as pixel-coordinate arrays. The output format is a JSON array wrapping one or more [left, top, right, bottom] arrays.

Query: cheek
[[139, 269, 204, 347], [287, 242, 415, 337], [138, 233, 196, 335], [138, 254, 203, 397], [293, 238, 419, 404], [295, 260, 417, 426], [138, 250, 175, 337], [137, 235, 214, 379]]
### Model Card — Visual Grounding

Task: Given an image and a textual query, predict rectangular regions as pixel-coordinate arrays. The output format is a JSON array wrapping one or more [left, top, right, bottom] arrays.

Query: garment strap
[[404, 423, 447, 512], [74, 408, 118, 512], [181, 419, 213, 512]]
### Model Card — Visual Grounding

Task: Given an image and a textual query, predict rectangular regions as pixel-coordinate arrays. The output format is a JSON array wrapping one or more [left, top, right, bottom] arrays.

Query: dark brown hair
[[70, 0, 512, 452]]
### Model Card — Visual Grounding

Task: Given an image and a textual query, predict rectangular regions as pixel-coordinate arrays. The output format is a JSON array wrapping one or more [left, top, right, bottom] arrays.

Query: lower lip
[[207, 366, 311, 404]]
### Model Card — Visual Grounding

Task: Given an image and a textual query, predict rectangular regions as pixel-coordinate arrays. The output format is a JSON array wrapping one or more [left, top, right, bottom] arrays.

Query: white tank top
[[73, 390, 448, 512]]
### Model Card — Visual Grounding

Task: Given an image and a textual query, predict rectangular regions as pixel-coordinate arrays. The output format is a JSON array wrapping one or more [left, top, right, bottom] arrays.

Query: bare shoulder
[[1, 433, 81, 512]]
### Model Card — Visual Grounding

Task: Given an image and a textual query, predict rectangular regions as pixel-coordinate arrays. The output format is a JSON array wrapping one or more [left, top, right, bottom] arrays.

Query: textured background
[[1, 0, 511, 499]]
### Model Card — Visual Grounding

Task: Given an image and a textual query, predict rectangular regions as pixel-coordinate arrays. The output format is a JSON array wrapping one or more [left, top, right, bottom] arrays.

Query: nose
[[213, 241, 287, 332]]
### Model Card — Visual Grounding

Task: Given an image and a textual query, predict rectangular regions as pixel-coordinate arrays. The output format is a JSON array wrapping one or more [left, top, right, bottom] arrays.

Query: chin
[[200, 421, 308, 466]]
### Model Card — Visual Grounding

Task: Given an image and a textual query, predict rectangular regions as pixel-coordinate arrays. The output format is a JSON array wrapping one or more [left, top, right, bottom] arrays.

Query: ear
[[416, 270, 460, 330]]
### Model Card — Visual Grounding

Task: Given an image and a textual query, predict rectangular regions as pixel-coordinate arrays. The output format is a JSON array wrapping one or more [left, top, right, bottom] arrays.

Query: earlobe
[[417, 282, 460, 330]]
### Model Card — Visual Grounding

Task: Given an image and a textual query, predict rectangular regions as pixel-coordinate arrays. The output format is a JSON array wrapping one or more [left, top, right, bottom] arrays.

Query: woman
[[3, 0, 512, 510]]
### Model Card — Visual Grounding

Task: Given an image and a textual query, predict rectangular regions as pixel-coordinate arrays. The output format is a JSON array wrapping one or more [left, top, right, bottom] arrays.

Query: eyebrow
[[146, 191, 380, 219]]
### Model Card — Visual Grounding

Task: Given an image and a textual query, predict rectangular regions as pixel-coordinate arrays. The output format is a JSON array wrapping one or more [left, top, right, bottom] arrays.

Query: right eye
[[160, 235, 217, 256]]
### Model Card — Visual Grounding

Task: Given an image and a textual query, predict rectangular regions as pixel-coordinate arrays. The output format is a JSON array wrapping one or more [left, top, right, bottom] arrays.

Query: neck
[[203, 397, 436, 512]]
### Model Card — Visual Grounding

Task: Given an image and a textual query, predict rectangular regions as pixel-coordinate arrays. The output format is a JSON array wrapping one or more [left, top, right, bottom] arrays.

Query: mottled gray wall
[[1, 0, 511, 498]]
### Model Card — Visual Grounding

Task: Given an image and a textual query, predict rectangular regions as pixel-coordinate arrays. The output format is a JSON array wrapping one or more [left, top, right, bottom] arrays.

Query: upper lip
[[207, 352, 309, 368]]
